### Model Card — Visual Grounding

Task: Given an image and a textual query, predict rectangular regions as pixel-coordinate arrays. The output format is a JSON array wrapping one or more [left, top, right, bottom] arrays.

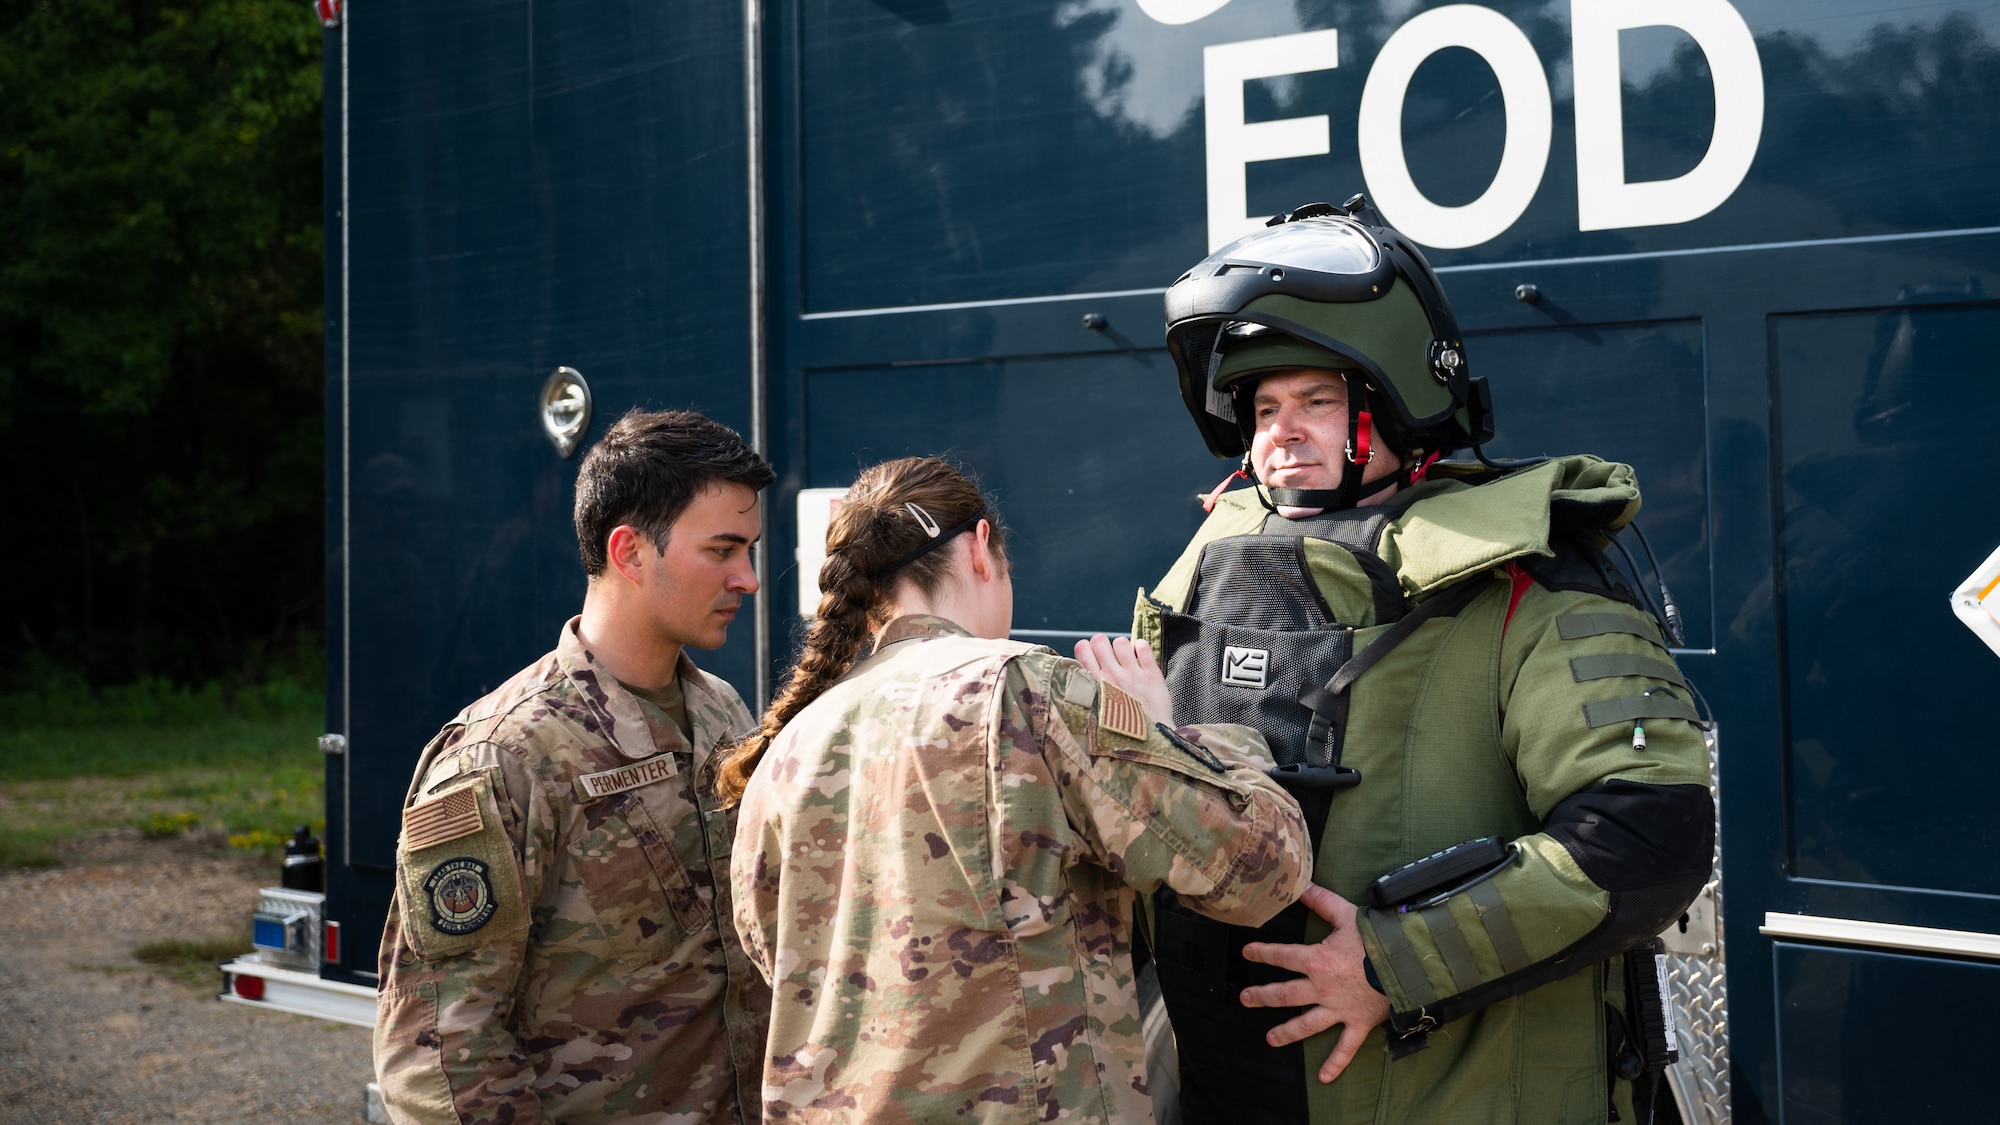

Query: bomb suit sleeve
[[374, 733, 549, 1125], [1022, 653, 1313, 928], [1354, 585, 1714, 1043]]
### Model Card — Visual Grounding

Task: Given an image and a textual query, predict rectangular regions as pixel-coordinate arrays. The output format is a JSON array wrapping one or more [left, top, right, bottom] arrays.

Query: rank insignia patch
[[425, 857, 497, 935]]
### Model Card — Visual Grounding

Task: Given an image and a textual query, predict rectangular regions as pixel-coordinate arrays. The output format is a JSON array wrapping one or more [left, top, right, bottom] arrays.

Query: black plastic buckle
[[1269, 762, 1362, 792]]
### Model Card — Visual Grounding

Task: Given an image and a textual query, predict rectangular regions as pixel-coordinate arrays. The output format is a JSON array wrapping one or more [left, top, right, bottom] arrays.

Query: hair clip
[[904, 503, 942, 537]]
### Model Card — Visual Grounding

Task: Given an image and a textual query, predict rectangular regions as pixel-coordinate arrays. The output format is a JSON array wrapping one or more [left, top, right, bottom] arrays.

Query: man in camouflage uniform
[[732, 613, 1313, 1124], [374, 409, 776, 1125]]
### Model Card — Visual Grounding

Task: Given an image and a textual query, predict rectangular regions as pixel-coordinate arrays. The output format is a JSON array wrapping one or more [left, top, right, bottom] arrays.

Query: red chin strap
[[1228, 398, 1397, 516], [1348, 411, 1374, 465], [1202, 466, 1251, 513], [1410, 449, 1442, 484], [1200, 452, 1248, 510]]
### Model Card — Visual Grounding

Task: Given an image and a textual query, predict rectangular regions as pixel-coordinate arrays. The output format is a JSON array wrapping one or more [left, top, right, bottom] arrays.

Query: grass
[[0, 682, 325, 870], [135, 937, 256, 990]]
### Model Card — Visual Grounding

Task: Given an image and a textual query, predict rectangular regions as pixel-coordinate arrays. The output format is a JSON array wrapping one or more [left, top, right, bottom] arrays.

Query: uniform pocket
[[570, 790, 708, 956], [373, 979, 456, 1121]]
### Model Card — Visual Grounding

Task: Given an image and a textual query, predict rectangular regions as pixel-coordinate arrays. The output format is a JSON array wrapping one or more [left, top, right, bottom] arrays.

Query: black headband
[[874, 507, 987, 579]]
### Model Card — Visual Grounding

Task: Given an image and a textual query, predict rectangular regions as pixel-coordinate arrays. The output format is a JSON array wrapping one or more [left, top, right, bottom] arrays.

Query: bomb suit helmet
[[1165, 198, 1495, 464]]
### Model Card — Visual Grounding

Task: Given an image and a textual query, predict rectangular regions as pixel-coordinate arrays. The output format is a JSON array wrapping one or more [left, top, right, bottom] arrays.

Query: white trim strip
[[800, 286, 1167, 321], [1760, 912, 2000, 961], [220, 959, 378, 1027], [1437, 224, 2000, 275], [745, 0, 770, 710], [1009, 629, 1109, 640], [339, 9, 353, 869], [796, 224, 2000, 322]]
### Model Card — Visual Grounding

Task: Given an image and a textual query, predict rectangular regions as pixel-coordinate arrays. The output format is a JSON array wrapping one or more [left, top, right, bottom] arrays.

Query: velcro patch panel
[[397, 774, 528, 959], [1557, 612, 1664, 647], [1581, 692, 1701, 729], [1569, 653, 1686, 687], [1062, 669, 1099, 708]]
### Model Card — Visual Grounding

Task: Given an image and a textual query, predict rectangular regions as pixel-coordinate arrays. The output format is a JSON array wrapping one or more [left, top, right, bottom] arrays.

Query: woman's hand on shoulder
[[1072, 635, 1175, 727]]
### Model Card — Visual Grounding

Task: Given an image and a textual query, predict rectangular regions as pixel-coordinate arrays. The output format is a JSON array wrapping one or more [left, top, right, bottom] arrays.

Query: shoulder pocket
[[1046, 663, 1252, 817], [395, 774, 531, 961], [1092, 726, 1251, 808], [1063, 699, 1247, 806]]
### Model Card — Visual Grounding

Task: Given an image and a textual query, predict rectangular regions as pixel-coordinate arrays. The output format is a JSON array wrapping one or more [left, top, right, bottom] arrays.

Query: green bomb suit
[[1135, 456, 1715, 1125]]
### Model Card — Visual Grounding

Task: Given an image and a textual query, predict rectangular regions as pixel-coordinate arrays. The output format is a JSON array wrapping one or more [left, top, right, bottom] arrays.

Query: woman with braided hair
[[715, 455, 1310, 1125]]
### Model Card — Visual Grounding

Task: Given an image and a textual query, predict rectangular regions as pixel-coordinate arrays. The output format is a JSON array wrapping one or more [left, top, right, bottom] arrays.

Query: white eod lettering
[[1198, 1, 1765, 251]]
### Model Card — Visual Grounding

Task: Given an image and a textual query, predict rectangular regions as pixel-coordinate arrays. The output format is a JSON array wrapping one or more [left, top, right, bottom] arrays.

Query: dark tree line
[[0, 0, 324, 691]]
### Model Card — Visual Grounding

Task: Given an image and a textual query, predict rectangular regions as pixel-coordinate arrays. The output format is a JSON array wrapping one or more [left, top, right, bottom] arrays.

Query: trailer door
[[325, 0, 754, 986]]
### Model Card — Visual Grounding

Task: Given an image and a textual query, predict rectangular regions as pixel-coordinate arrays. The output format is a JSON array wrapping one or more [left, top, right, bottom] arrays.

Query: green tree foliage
[[0, 0, 324, 688]]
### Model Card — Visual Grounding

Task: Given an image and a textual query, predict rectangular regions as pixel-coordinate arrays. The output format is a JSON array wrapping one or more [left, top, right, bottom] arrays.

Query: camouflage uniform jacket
[[731, 614, 1312, 1125], [374, 617, 771, 1125]]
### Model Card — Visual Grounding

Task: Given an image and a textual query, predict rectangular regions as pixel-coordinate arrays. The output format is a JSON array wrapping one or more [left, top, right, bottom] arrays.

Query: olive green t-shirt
[[622, 676, 692, 742]]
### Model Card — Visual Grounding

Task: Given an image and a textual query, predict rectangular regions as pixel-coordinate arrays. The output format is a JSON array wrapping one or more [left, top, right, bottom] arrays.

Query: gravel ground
[[0, 830, 375, 1125]]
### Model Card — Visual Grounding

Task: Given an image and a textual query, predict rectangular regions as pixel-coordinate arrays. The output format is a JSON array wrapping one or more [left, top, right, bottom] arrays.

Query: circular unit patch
[[425, 857, 497, 935]]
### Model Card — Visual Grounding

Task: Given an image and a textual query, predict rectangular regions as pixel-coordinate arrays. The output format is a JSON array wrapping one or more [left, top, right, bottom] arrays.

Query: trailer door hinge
[[1661, 878, 1721, 957], [319, 733, 348, 756]]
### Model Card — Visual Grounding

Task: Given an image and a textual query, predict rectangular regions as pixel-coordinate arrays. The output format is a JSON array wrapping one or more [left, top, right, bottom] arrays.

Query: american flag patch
[[404, 786, 483, 851], [1098, 681, 1149, 742]]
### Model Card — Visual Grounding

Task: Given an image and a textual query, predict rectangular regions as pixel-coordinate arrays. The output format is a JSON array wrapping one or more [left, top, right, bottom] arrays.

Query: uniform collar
[[872, 613, 973, 651], [555, 616, 713, 761], [1201, 455, 1640, 597], [1378, 456, 1639, 595]]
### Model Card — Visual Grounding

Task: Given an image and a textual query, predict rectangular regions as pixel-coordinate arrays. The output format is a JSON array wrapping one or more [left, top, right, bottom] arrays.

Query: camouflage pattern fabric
[[731, 614, 1311, 1124], [374, 617, 771, 1125]]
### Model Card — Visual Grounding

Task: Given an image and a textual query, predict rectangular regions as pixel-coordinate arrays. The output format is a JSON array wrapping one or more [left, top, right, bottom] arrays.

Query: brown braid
[[712, 457, 1005, 806]]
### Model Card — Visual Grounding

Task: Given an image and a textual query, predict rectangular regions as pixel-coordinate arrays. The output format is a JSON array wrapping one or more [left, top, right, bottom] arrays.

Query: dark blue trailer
[[266, 2, 2000, 1120]]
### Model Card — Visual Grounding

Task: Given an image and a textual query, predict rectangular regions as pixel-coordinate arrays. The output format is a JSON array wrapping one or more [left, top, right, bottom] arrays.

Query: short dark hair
[[573, 409, 775, 576]]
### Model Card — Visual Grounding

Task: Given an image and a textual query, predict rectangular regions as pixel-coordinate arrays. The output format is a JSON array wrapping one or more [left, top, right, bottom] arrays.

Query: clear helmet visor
[[1190, 216, 1384, 279]]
